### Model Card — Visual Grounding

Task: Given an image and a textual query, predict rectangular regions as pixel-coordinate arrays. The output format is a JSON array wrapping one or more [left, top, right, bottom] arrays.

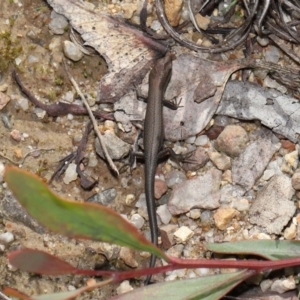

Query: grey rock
[[168, 168, 221, 215], [1, 192, 46, 234], [63, 40, 84, 62], [95, 131, 131, 160], [232, 130, 279, 191], [157, 204, 172, 225], [182, 147, 209, 172], [165, 170, 187, 188], [216, 80, 300, 143], [87, 188, 117, 206], [264, 45, 281, 64], [249, 175, 296, 234], [114, 90, 146, 120], [48, 11, 68, 35], [114, 111, 132, 133], [219, 184, 245, 204]]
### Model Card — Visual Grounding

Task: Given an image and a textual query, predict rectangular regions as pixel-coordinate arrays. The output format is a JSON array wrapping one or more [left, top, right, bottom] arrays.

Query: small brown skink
[[144, 52, 173, 284]]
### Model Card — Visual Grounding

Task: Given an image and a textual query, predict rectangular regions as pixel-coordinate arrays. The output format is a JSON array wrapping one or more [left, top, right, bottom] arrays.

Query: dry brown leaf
[[156, 53, 245, 141], [47, 0, 168, 102]]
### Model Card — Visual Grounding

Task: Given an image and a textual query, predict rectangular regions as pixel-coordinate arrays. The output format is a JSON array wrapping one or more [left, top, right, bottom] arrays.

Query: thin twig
[[0, 148, 54, 166], [0, 291, 12, 300], [63, 60, 119, 176]]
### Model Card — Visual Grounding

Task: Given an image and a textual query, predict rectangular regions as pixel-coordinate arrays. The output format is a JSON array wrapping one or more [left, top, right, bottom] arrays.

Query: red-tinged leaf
[[110, 270, 253, 300], [4, 166, 166, 260], [8, 249, 77, 275], [206, 240, 300, 260], [3, 287, 32, 300]]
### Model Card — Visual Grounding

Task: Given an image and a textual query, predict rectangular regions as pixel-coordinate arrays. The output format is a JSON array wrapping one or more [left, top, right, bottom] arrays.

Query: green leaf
[[109, 270, 252, 300], [206, 240, 300, 260], [4, 166, 166, 259]]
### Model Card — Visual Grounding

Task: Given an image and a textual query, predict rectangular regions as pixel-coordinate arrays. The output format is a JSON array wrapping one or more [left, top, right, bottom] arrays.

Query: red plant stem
[[73, 256, 300, 282]]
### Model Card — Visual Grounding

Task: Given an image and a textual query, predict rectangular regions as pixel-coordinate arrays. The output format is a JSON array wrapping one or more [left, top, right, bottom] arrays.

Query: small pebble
[[10, 129, 21, 142], [185, 135, 196, 144], [213, 207, 237, 230], [186, 209, 201, 219], [214, 125, 249, 157], [48, 11, 68, 34], [130, 214, 144, 229], [231, 199, 250, 212], [125, 194, 135, 206], [63, 163, 78, 184], [262, 169, 275, 181], [281, 150, 299, 175], [157, 204, 172, 225], [63, 40, 84, 62], [195, 135, 209, 146], [208, 151, 231, 170], [283, 223, 296, 240], [16, 98, 29, 111], [0, 232, 14, 245], [256, 36, 269, 47], [173, 226, 194, 243], [264, 45, 281, 64], [260, 279, 272, 292], [116, 280, 134, 295], [270, 277, 296, 294], [87, 188, 117, 206], [34, 107, 46, 119]]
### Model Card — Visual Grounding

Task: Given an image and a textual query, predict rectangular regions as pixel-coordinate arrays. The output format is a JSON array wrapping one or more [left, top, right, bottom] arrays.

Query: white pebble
[[16, 97, 29, 111], [185, 136, 196, 144], [195, 268, 209, 276], [63, 163, 78, 184], [173, 226, 194, 243], [271, 277, 296, 294], [0, 232, 14, 245], [260, 279, 272, 292], [195, 135, 209, 146], [116, 280, 133, 295], [63, 40, 84, 62], [157, 204, 172, 225], [130, 214, 144, 229], [34, 107, 46, 119], [262, 169, 275, 181], [67, 113, 74, 120]]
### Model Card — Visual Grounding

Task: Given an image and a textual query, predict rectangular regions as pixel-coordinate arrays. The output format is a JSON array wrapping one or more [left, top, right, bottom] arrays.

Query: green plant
[[3, 166, 300, 300], [0, 30, 22, 72]]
